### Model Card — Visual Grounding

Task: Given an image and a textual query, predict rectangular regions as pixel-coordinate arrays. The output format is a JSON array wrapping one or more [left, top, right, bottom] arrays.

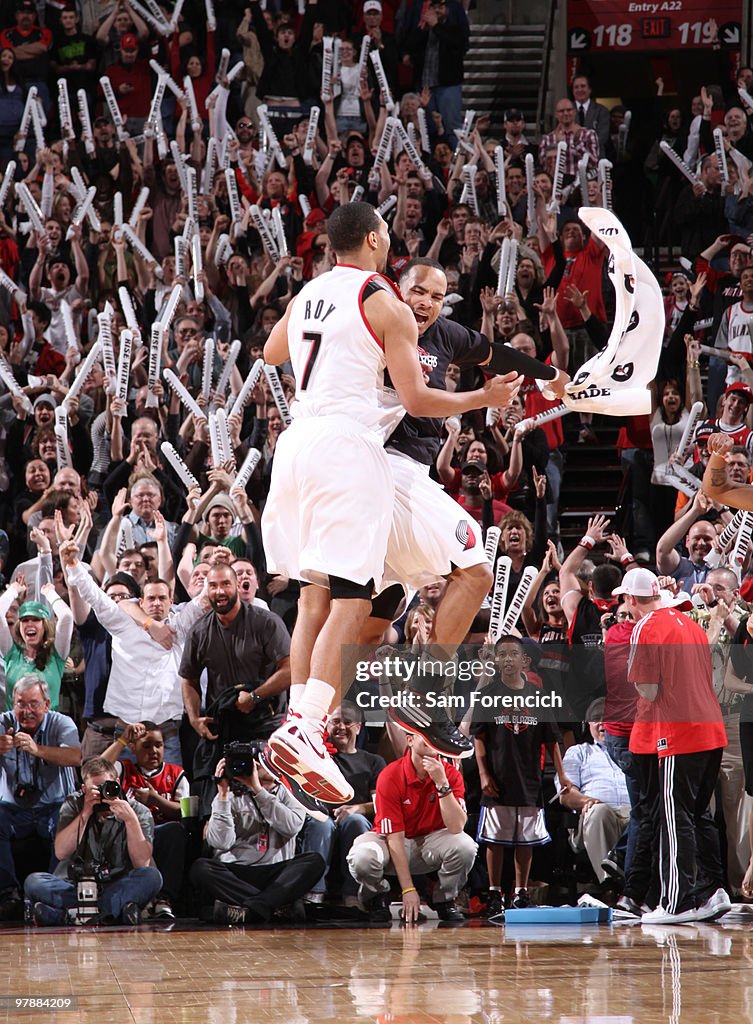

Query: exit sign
[[640, 17, 670, 39]]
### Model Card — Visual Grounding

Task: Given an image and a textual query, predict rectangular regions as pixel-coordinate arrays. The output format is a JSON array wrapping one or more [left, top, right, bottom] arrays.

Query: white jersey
[[286, 264, 404, 440], [718, 299, 753, 385]]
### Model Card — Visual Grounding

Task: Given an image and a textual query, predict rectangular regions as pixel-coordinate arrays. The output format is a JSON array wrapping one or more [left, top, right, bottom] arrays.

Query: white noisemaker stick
[[15, 87, 37, 151], [60, 300, 78, 357], [163, 367, 207, 420], [229, 359, 265, 419], [674, 401, 704, 463], [504, 239, 518, 298], [394, 119, 431, 179], [488, 555, 512, 642], [303, 107, 320, 166], [369, 117, 397, 185], [357, 35, 371, 81], [202, 138, 216, 196], [250, 205, 280, 260], [0, 354, 32, 413], [128, 186, 150, 229], [263, 364, 292, 425], [215, 234, 232, 268], [578, 152, 590, 208], [369, 49, 394, 110], [216, 408, 233, 465], [113, 192, 123, 241], [0, 161, 16, 211], [377, 194, 397, 218], [191, 232, 204, 301], [202, 337, 214, 405], [494, 146, 507, 217], [146, 322, 163, 408], [97, 308, 116, 386], [496, 236, 511, 297], [257, 105, 287, 169], [186, 164, 198, 223], [499, 566, 538, 635], [516, 403, 571, 434], [659, 141, 705, 190], [224, 167, 242, 237], [183, 76, 202, 133], [122, 224, 162, 276], [484, 526, 501, 566], [217, 47, 230, 84], [160, 441, 200, 492], [100, 76, 128, 140], [216, 339, 241, 398], [15, 182, 45, 237], [731, 512, 753, 581], [713, 127, 730, 186], [170, 0, 185, 31], [332, 37, 342, 98], [115, 518, 134, 559], [149, 59, 186, 102], [0, 267, 25, 307], [718, 511, 746, 552], [159, 282, 183, 332], [66, 186, 97, 239], [58, 79, 75, 146], [54, 406, 72, 470], [548, 141, 567, 212], [207, 412, 221, 465], [115, 329, 133, 414], [30, 94, 45, 151], [417, 108, 430, 154], [525, 152, 537, 231], [146, 74, 167, 135], [598, 159, 613, 211], [271, 206, 289, 256], [118, 287, 141, 340], [63, 341, 102, 409], [129, 0, 169, 34], [349, 184, 364, 203], [321, 36, 334, 101], [234, 447, 261, 490], [77, 90, 95, 155], [460, 164, 479, 215], [204, 0, 216, 31]]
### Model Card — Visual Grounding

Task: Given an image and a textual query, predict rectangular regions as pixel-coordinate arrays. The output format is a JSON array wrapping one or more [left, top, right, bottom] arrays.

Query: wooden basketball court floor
[[0, 918, 751, 1023]]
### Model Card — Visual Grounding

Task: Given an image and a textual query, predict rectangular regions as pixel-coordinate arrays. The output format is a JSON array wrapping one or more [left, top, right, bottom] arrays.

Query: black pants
[[153, 822, 187, 902], [190, 853, 324, 921], [657, 748, 724, 914], [623, 752, 660, 909]]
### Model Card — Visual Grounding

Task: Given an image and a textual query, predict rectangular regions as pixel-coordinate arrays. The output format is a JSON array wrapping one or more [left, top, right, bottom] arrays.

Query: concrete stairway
[[462, 23, 547, 135]]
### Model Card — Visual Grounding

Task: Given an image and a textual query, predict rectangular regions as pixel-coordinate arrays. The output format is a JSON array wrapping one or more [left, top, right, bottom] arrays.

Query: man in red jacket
[[103, 32, 150, 137]]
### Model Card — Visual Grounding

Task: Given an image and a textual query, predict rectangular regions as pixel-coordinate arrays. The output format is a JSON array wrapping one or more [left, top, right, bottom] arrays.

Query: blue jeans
[[299, 813, 373, 897], [24, 867, 162, 920], [0, 802, 60, 894], [604, 732, 641, 874], [428, 85, 463, 150]]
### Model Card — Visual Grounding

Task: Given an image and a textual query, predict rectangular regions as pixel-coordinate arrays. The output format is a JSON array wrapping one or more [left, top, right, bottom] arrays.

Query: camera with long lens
[[97, 780, 123, 802], [223, 741, 265, 780], [68, 859, 112, 922]]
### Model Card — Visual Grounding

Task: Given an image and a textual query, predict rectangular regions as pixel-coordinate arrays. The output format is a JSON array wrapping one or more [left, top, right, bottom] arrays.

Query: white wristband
[[579, 535, 596, 550]]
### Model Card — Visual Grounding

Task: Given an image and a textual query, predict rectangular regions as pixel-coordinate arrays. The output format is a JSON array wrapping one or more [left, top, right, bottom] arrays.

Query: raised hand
[[706, 433, 734, 457], [586, 514, 611, 543]]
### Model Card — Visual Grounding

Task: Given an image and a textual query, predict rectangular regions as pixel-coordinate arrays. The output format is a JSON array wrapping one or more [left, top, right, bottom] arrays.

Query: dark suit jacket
[[578, 100, 611, 157]]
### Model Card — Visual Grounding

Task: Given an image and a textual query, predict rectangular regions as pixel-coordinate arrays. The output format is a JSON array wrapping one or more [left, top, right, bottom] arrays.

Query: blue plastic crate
[[504, 906, 611, 924]]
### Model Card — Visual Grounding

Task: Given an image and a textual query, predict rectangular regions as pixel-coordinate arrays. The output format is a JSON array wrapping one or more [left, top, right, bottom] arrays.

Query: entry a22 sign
[[567, 0, 742, 53]]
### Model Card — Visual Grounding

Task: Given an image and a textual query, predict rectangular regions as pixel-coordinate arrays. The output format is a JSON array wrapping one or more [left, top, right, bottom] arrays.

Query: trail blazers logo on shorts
[[456, 521, 477, 551]]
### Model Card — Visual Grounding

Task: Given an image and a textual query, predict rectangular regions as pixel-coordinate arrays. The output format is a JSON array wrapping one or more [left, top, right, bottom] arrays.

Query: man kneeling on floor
[[190, 748, 323, 925], [347, 733, 477, 924], [25, 757, 162, 926]]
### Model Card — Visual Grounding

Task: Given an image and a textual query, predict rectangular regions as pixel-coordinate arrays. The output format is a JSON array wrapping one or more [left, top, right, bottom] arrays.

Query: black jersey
[[385, 316, 490, 466]]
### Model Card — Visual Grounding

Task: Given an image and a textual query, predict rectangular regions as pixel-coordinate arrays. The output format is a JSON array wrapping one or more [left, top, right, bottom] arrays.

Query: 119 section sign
[[567, 0, 742, 53]]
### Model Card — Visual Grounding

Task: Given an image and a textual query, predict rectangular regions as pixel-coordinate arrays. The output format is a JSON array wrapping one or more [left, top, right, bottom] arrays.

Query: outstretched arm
[[559, 514, 612, 625]]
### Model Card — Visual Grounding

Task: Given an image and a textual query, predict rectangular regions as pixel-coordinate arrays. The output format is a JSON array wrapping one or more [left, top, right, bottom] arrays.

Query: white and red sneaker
[[268, 712, 354, 804]]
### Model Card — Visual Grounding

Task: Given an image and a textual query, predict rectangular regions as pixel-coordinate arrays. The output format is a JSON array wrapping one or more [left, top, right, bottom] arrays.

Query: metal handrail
[[536, 0, 558, 135]]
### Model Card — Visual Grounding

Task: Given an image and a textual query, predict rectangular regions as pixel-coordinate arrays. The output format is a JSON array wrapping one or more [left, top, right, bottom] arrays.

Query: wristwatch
[[436, 784, 452, 798], [248, 689, 263, 705]]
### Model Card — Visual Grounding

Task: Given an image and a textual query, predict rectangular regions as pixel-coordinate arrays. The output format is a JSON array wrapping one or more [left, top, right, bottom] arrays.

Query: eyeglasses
[[14, 701, 45, 711], [237, 121, 255, 130], [107, 591, 132, 601]]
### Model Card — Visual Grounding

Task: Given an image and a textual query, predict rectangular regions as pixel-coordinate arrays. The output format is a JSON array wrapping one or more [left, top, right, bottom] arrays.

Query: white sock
[[288, 683, 306, 715], [296, 678, 336, 721]]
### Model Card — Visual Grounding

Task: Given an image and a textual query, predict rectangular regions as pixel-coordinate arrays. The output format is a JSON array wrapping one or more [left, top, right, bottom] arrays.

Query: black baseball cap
[[504, 109, 524, 122]]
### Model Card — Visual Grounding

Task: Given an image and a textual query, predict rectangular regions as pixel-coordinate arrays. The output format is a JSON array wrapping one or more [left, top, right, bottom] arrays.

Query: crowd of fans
[[0, 0, 751, 928]]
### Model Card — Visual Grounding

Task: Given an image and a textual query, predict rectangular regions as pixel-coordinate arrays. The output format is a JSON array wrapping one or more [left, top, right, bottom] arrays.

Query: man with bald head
[[656, 493, 719, 594]]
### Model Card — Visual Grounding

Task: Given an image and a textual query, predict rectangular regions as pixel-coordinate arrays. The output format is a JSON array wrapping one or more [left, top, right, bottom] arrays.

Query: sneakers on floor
[[641, 905, 698, 925], [213, 900, 246, 926], [268, 713, 354, 804], [432, 898, 465, 924], [151, 897, 175, 920], [615, 895, 645, 918], [601, 851, 625, 886], [32, 902, 67, 927], [303, 892, 324, 904], [121, 902, 141, 926], [363, 891, 392, 923], [511, 888, 530, 910], [388, 696, 473, 759], [485, 890, 504, 918], [694, 887, 732, 922]]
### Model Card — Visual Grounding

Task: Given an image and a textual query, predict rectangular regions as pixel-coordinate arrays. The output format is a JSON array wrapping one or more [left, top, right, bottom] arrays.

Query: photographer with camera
[[190, 743, 323, 925], [0, 675, 80, 920], [24, 757, 162, 926]]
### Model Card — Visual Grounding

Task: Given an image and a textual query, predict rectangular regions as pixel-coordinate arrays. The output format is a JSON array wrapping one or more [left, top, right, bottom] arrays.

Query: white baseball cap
[[363, 0, 382, 12], [612, 567, 661, 599]]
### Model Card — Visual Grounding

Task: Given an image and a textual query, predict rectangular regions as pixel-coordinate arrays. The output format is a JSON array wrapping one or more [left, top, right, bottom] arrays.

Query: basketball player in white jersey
[[261, 202, 522, 802]]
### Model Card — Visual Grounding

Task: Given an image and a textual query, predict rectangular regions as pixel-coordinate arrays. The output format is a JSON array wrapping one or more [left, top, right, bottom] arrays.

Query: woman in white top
[[335, 39, 366, 135], [650, 376, 694, 539]]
